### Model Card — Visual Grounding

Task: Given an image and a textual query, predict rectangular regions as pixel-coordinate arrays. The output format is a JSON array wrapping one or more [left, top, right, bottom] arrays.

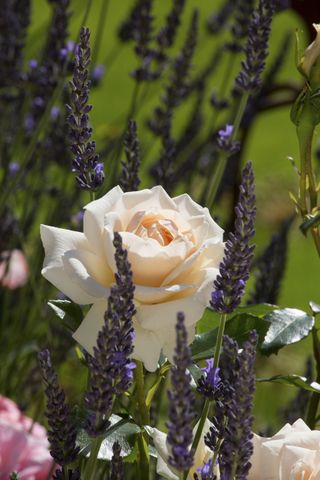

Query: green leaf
[[77, 414, 140, 460], [261, 308, 314, 355], [197, 308, 220, 334], [257, 374, 320, 393], [191, 313, 270, 361], [196, 304, 275, 335], [48, 299, 84, 331]]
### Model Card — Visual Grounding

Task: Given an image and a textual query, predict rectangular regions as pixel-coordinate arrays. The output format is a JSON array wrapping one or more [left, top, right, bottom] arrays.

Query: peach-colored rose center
[[128, 212, 179, 246]]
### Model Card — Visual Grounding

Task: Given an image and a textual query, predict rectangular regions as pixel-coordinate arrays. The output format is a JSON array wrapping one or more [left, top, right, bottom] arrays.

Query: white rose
[[40, 185, 224, 371], [148, 419, 215, 479], [249, 419, 320, 479]]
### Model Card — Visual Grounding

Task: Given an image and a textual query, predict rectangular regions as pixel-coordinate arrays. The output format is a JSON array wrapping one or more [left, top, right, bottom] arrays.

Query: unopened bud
[[299, 23, 320, 86]]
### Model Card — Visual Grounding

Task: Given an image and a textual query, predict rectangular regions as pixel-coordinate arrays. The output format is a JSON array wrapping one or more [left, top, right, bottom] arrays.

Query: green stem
[[185, 313, 228, 480], [213, 313, 228, 369], [306, 327, 320, 428], [91, 0, 110, 71], [206, 92, 249, 211], [134, 360, 150, 479], [90, 191, 96, 202], [296, 121, 320, 256], [84, 437, 103, 480]]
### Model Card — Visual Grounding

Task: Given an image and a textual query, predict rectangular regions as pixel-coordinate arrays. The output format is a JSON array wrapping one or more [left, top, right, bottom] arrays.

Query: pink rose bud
[[0, 250, 29, 290]]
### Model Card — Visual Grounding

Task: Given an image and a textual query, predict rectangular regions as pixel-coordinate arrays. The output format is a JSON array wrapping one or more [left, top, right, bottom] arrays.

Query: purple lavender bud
[[85, 233, 135, 437], [91, 64, 105, 86], [38, 349, 79, 465], [29, 59, 38, 70], [211, 161, 256, 314], [235, 0, 276, 93], [226, 0, 255, 52], [197, 359, 222, 400], [119, 119, 141, 192], [67, 27, 104, 191], [217, 124, 241, 154], [167, 312, 195, 472], [8, 162, 20, 175], [50, 106, 60, 121], [194, 458, 216, 480]]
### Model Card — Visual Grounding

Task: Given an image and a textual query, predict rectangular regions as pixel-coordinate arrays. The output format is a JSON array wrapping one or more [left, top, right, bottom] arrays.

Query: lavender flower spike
[[38, 349, 79, 465], [235, 0, 276, 93], [85, 233, 135, 437], [167, 312, 196, 472], [211, 161, 256, 314], [215, 332, 257, 478], [119, 119, 141, 192], [67, 27, 104, 191]]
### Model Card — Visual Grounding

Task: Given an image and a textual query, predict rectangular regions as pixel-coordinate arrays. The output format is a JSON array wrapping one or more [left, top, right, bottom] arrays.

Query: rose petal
[[136, 295, 205, 333], [83, 186, 123, 255], [73, 300, 107, 353], [161, 239, 224, 287], [131, 320, 163, 372], [134, 284, 192, 304], [62, 249, 111, 297], [173, 193, 224, 241], [0, 250, 29, 289], [41, 225, 97, 304], [119, 232, 193, 287]]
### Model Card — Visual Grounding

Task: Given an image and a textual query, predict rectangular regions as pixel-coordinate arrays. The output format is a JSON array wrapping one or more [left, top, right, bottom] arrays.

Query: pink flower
[[0, 395, 54, 479], [0, 250, 29, 290]]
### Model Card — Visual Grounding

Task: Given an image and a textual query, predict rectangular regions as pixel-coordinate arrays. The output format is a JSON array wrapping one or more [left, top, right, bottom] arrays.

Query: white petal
[[62, 250, 110, 298], [73, 300, 107, 353], [41, 225, 97, 304], [132, 320, 163, 372], [83, 186, 123, 255], [134, 283, 192, 304], [161, 238, 224, 287], [137, 296, 205, 333], [149, 428, 178, 480], [173, 193, 224, 240]]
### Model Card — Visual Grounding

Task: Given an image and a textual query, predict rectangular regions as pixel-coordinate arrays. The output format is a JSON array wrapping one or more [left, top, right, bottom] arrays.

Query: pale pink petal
[[0, 250, 29, 289], [120, 231, 193, 287]]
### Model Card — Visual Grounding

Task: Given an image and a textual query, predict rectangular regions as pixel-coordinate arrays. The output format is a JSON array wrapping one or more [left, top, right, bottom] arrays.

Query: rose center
[[127, 213, 180, 246]]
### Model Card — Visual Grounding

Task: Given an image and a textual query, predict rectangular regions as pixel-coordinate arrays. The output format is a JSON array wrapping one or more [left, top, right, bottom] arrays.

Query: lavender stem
[[206, 92, 249, 210]]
